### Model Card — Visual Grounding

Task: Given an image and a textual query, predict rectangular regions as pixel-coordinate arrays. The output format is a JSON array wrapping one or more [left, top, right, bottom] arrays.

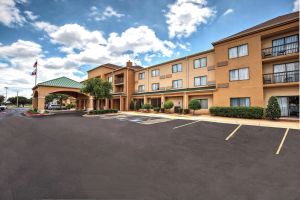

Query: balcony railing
[[263, 70, 299, 84], [114, 77, 124, 84], [261, 42, 299, 58]]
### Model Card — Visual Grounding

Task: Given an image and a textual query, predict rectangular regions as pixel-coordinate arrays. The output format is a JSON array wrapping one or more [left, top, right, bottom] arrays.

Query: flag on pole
[[31, 68, 37, 75], [33, 60, 37, 68]]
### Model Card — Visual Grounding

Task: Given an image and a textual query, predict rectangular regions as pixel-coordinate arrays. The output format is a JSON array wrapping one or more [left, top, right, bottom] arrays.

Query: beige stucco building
[[33, 12, 299, 117]]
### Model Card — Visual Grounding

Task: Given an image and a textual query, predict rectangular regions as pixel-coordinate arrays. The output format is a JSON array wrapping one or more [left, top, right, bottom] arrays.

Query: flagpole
[[35, 60, 37, 86]]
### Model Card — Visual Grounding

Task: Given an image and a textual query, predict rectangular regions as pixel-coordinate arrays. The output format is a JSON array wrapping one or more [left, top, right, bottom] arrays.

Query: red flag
[[33, 61, 37, 68], [31, 68, 37, 75]]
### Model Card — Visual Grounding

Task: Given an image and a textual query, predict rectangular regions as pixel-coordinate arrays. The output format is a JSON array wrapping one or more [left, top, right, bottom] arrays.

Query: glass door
[[277, 97, 288, 117]]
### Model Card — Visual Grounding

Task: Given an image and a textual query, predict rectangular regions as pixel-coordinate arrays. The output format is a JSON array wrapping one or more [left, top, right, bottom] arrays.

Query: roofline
[[212, 17, 299, 45], [136, 49, 214, 72], [87, 64, 121, 72], [32, 84, 81, 90]]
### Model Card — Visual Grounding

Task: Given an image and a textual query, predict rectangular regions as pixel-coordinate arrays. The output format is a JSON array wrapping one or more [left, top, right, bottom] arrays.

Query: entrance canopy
[[32, 77, 91, 111]]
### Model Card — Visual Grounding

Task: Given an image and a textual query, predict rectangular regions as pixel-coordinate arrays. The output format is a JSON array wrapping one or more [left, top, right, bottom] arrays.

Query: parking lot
[[0, 110, 299, 199]]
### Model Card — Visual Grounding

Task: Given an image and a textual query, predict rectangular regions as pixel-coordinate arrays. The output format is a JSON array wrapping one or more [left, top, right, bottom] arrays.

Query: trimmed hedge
[[209, 106, 264, 119], [153, 107, 160, 112], [88, 109, 118, 115]]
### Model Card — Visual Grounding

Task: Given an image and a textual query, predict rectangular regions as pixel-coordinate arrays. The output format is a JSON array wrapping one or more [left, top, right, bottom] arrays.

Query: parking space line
[[225, 124, 242, 141], [276, 128, 289, 155], [173, 120, 201, 129]]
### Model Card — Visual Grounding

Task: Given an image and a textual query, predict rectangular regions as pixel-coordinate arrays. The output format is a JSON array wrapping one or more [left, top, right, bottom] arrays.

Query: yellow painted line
[[173, 120, 201, 129], [225, 124, 242, 141], [276, 128, 289, 155]]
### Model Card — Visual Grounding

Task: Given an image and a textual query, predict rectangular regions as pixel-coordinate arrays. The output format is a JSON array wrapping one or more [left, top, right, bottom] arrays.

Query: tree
[[0, 95, 4, 104], [189, 99, 201, 115], [265, 96, 281, 120], [7, 96, 29, 107], [164, 100, 174, 113], [81, 78, 112, 100]]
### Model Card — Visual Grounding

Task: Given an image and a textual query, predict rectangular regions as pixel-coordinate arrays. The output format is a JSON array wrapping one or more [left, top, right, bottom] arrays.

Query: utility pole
[[4, 87, 8, 102], [16, 90, 19, 108]]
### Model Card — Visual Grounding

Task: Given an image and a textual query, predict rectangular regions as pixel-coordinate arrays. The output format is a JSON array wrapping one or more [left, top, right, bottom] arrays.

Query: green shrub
[[88, 109, 118, 115], [183, 109, 190, 114], [153, 107, 160, 112], [164, 100, 174, 111], [142, 103, 152, 111], [265, 96, 281, 120], [209, 106, 264, 119], [28, 109, 39, 114], [188, 99, 201, 114], [66, 103, 75, 109]]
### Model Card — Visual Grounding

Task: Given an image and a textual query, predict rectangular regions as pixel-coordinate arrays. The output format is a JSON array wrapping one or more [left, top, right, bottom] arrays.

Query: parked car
[[0, 105, 7, 111], [47, 103, 66, 110]]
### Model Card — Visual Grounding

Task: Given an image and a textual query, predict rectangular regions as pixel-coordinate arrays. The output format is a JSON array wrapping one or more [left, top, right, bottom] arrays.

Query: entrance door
[[289, 96, 299, 117], [277, 97, 288, 117]]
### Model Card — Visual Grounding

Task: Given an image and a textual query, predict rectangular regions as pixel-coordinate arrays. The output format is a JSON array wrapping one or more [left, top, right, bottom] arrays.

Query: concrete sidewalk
[[121, 111, 300, 130]]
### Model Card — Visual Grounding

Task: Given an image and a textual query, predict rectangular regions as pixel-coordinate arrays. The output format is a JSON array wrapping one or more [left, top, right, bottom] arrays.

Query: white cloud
[[293, 0, 299, 11], [89, 6, 124, 21], [33, 21, 58, 33], [0, 39, 42, 58], [223, 8, 234, 16], [24, 10, 38, 21], [0, 0, 27, 27], [165, 0, 216, 38]]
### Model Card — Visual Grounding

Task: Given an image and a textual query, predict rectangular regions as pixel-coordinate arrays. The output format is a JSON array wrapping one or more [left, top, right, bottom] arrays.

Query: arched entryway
[[32, 77, 92, 112]]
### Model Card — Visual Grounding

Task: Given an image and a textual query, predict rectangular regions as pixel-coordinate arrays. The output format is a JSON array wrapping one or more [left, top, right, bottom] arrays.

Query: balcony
[[261, 42, 299, 59], [263, 70, 299, 85], [114, 77, 124, 85]]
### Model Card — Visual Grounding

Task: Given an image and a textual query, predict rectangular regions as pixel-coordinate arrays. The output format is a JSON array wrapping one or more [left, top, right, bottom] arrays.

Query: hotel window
[[152, 83, 159, 91], [172, 79, 183, 89], [272, 35, 299, 52], [229, 44, 248, 59], [172, 64, 182, 73], [108, 76, 113, 83], [151, 69, 160, 77], [230, 98, 250, 107], [194, 57, 207, 68], [273, 62, 299, 83], [138, 72, 145, 80], [138, 85, 145, 92], [194, 76, 207, 86], [229, 67, 249, 81], [196, 99, 208, 109]]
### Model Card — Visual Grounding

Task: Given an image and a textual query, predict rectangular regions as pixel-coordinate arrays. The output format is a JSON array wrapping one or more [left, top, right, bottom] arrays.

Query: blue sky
[[0, 0, 298, 97]]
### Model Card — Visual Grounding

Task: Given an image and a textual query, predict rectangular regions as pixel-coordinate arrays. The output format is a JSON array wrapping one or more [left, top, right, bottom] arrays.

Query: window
[[229, 68, 249, 81], [152, 83, 159, 91], [138, 85, 145, 92], [272, 35, 299, 55], [138, 72, 145, 80], [108, 76, 112, 83], [172, 64, 182, 73], [194, 57, 207, 68], [197, 99, 208, 109], [172, 79, 183, 89], [273, 62, 299, 83], [229, 44, 248, 59], [230, 98, 250, 107], [151, 69, 160, 77], [194, 76, 207, 86]]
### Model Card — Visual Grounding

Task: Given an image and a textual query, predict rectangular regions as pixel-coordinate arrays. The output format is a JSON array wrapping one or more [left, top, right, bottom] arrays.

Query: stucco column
[[32, 97, 38, 110], [37, 96, 45, 113], [161, 95, 165, 108], [143, 95, 147, 104], [183, 93, 188, 109], [105, 98, 109, 109], [87, 97, 94, 111], [110, 99, 114, 109], [120, 96, 124, 111]]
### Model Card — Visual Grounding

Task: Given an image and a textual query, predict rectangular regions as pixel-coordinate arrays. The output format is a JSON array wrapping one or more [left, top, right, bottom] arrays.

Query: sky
[[0, 0, 299, 98]]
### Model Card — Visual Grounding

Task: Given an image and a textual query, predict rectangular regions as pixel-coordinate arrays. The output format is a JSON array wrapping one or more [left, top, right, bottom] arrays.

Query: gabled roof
[[36, 77, 82, 89], [87, 63, 122, 72], [213, 12, 299, 45]]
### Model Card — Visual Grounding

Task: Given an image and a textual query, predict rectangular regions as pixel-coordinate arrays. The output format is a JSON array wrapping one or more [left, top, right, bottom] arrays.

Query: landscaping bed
[[24, 109, 54, 117], [88, 109, 118, 115]]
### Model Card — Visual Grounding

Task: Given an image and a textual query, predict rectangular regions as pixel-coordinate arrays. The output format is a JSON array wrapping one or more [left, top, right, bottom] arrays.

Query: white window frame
[[108, 76, 113, 83], [229, 67, 249, 81], [138, 85, 145, 92], [194, 76, 207, 86], [172, 64, 182, 73], [151, 69, 160, 77], [138, 72, 145, 80], [229, 44, 248, 59], [152, 83, 159, 91], [194, 57, 207, 68], [172, 79, 183, 89]]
